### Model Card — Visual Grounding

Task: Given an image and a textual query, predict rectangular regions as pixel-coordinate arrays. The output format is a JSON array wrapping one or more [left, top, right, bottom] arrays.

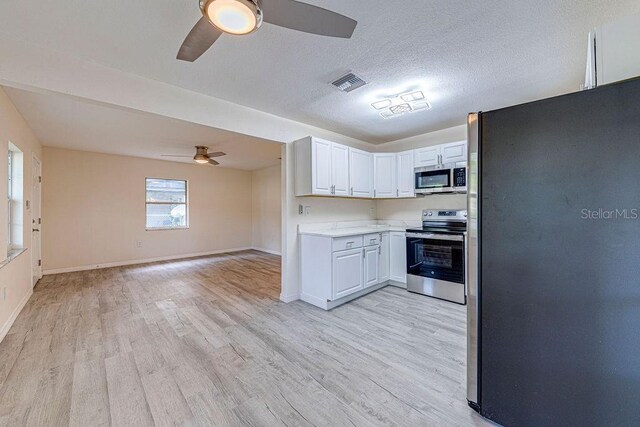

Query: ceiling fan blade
[[261, 0, 357, 39], [207, 152, 226, 158], [208, 158, 220, 166], [177, 17, 223, 62], [161, 155, 193, 157]]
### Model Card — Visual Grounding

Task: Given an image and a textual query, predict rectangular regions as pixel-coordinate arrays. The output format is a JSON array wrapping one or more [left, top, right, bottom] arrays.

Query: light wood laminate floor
[[0, 250, 489, 426]]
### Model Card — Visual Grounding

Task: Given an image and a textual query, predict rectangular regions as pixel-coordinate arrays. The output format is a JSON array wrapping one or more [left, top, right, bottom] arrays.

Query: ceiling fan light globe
[[194, 155, 210, 164], [203, 0, 262, 35]]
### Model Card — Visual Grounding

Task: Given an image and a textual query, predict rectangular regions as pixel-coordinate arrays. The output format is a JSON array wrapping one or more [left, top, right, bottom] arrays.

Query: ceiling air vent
[[331, 73, 367, 93]]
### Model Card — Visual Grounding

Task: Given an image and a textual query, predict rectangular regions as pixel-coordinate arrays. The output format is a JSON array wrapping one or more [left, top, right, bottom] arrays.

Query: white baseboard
[[280, 292, 300, 303], [0, 287, 33, 344], [42, 247, 256, 275], [251, 247, 282, 256]]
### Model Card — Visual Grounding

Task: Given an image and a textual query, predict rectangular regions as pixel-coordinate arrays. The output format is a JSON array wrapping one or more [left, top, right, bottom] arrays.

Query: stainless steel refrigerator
[[466, 77, 640, 426]]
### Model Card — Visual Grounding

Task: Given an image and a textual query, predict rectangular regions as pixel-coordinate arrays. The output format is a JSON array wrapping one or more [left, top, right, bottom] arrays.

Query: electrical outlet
[[136, 240, 143, 248], [304, 206, 311, 216]]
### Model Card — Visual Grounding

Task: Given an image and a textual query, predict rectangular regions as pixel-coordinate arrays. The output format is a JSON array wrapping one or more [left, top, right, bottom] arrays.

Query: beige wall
[[0, 87, 43, 340], [251, 164, 282, 255], [42, 147, 253, 272], [376, 124, 467, 221]]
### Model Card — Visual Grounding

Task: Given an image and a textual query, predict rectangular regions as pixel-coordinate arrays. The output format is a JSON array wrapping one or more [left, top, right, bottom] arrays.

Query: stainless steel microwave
[[415, 163, 467, 195]]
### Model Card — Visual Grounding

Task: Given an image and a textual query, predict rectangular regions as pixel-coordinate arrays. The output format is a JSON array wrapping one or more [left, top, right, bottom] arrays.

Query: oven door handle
[[406, 232, 464, 242]]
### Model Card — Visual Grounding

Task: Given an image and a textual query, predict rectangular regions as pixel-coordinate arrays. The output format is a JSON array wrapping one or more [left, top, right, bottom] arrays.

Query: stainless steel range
[[406, 209, 467, 304]]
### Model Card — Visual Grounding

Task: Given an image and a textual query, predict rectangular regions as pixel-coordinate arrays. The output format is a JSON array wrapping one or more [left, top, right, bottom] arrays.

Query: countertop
[[298, 225, 408, 238]]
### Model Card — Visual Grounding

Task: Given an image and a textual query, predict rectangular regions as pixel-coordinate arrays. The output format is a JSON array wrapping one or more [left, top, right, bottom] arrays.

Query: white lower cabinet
[[332, 248, 364, 299], [300, 231, 396, 310], [363, 245, 380, 288], [379, 232, 390, 283], [390, 231, 407, 284]]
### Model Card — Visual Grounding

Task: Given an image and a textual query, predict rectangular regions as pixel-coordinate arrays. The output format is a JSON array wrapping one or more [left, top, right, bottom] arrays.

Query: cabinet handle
[[396, 189, 399, 197], [378, 246, 381, 255], [373, 189, 377, 198], [363, 249, 366, 259], [350, 187, 353, 196], [346, 241, 354, 248]]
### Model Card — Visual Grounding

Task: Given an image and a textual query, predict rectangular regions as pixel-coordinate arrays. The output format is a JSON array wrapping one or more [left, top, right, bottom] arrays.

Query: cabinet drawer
[[332, 235, 364, 252], [364, 233, 381, 246]]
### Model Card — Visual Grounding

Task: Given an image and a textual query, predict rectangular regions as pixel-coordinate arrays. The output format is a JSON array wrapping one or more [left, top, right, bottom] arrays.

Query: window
[[7, 150, 11, 250], [145, 178, 188, 229], [7, 143, 24, 252]]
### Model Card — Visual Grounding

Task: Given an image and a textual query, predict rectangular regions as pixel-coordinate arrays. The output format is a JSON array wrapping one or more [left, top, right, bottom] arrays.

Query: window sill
[[145, 227, 189, 232], [0, 248, 27, 270]]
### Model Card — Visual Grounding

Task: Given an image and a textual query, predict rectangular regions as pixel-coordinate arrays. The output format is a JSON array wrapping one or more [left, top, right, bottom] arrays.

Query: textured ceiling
[[5, 87, 282, 171], [1, 1, 639, 144]]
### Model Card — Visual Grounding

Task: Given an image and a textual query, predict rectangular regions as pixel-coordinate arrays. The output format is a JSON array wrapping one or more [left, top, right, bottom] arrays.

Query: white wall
[[42, 147, 254, 272], [376, 124, 468, 221], [251, 164, 282, 255], [0, 87, 43, 341]]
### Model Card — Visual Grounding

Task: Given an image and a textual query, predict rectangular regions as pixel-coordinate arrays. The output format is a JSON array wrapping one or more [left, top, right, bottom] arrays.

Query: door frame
[[31, 153, 42, 286]]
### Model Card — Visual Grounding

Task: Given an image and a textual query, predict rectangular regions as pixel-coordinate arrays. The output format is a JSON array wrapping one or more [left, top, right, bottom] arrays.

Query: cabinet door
[[331, 143, 350, 196], [349, 148, 373, 198], [373, 153, 397, 198], [389, 232, 407, 283], [332, 248, 364, 300], [364, 245, 380, 288], [379, 233, 390, 283], [311, 138, 332, 195], [414, 146, 441, 168], [396, 150, 415, 198], [441, 140, 467, 164]]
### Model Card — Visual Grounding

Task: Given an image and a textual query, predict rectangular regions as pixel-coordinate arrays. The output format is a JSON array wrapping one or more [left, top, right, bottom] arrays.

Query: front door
[[31, 155, 42, 286]]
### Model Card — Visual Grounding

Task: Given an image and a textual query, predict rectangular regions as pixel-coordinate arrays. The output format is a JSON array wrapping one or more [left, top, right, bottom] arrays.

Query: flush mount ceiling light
[[389, 103, 412, 114], [371, 99, 393, 110], [371, 90, 431, 119], [400, 90, 425, 102], [204, 0, 262, 35], [161, 146, 227, 166]]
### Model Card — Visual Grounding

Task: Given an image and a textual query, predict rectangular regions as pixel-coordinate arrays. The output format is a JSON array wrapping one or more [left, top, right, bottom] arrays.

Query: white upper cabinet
[[415, 141, 467, 168], [295, 136, 349, 197], [396, 150, 415, 198], [373, 153, 397, 198], [310, 138, 332, 195], [441, 140, 467, 164], [331, 143, 350, 196], [295, 136, 465, 198], [414, 145, 441, 168], [349, 148, 373, 198]]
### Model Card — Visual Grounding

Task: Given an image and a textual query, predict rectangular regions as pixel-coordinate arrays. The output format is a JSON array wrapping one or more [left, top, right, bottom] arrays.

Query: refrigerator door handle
[[466, 112, 481, 410]]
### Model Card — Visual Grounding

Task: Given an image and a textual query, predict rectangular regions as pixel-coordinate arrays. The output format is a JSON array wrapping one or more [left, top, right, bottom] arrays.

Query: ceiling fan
[[177, 0, 358, 62], [161, 146, 227, 165]]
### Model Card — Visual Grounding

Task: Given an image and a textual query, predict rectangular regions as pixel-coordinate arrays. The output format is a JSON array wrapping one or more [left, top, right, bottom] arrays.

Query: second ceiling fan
[[178, 0, 358, 62]]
